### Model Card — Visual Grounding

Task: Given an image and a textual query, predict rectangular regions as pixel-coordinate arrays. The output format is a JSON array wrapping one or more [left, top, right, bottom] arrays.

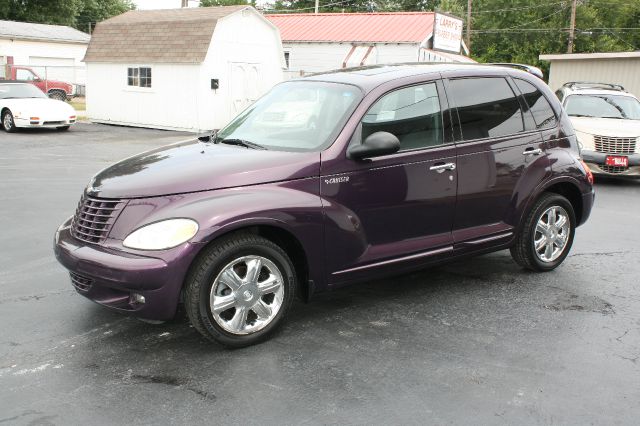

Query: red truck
[[1, 65, 76, 101]]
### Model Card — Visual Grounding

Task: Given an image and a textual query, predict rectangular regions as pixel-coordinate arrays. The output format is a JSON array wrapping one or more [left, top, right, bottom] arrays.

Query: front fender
[[108, 178, 326, 291]]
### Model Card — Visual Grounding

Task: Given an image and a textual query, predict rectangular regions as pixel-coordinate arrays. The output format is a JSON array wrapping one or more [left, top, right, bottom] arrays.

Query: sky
[[134, 0, 199, 9]]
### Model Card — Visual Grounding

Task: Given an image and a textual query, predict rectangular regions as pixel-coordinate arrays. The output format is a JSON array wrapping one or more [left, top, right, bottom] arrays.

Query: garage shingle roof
[[0, 20, 90, 43], [84, 6, 248, 63]]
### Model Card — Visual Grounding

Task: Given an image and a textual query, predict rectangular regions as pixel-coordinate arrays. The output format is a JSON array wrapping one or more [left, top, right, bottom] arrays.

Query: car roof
[[563, 87, 638, 98], [299, 62, 540, 92]]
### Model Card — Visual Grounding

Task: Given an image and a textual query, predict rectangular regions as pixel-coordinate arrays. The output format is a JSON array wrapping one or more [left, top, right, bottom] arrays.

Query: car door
[[321, 80, 458, 284], [442, 74, 549, 249]]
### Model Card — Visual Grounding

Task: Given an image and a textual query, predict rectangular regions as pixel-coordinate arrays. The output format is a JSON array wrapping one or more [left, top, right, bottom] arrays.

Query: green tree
[[0, 0, 134, 32], [76, 0, 135, 32], [468, 0, 640, 75]]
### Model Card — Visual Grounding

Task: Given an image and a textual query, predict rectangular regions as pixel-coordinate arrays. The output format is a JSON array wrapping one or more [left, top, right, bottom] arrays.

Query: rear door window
[[448, 77, 524, 141], [514, 79, 557, 129], [361, 82, 443, 151]]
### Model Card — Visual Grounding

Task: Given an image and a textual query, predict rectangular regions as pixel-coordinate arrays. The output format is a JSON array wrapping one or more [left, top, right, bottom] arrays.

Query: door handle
[[523, 148, 543, 156], [429, 162, 456, 173]]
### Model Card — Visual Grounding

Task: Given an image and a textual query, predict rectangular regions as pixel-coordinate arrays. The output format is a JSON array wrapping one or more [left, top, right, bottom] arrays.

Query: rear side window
[[448, 77, 524, 140], [515, 79, 557, 129], [362, 82, 443, 151]]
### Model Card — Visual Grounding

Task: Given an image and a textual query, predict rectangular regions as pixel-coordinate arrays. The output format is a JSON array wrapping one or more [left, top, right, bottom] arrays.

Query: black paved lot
[[1, 123, 639, 425]]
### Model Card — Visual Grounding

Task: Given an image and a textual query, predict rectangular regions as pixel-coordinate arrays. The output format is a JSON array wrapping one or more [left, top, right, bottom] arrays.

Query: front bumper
[[16, 117, 76, 129], [54, 217, 201, 320], [582, 150, 640, 178]]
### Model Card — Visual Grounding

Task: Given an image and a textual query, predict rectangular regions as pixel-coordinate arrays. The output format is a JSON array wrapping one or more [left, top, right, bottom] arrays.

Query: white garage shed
[[0, 20, 89, 84], [84, 6, 285, 131], [266, 12, 473, 78]]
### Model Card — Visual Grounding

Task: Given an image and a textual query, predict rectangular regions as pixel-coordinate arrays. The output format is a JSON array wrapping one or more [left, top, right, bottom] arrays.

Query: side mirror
[[348, 131, 400, 160]]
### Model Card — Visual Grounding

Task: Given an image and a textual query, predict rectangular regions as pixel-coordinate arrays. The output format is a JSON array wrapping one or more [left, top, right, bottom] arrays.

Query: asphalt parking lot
[[1, 123, 639, 425]]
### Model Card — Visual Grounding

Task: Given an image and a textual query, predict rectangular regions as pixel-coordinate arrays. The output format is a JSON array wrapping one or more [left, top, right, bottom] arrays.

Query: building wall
[[86, 62, 201, 131], [202, 8, 284, 129], [86, 9, 284, 131], [283, 42, 418, 76], [0, 38, 87, 84], [547, 58, 640, 97]]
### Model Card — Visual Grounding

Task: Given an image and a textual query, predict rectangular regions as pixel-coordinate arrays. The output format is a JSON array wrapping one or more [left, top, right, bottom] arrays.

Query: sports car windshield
[[565, 94, 640, 120], [0, 83, 47, 99], [216, 81, 363, 152]]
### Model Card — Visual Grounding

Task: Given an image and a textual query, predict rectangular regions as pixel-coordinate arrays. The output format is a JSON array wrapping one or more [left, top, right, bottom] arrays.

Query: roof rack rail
[[488, 63, 544, 79], [562, 81, 626, 91]]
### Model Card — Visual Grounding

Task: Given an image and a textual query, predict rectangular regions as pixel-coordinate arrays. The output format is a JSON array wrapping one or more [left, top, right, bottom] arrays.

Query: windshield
[[216, 81, 363, 152], [565, 94, 640, 120], [0, 83, 47, 99]]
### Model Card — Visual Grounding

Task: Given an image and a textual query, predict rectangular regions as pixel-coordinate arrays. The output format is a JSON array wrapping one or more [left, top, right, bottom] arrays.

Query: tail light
[[580, 159, 594, 185]]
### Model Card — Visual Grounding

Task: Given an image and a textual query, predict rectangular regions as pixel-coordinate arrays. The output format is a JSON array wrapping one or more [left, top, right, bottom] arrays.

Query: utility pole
[[567, 0, 578, 53], [466, 0, 472, 50], [315, 0, 319, 14]]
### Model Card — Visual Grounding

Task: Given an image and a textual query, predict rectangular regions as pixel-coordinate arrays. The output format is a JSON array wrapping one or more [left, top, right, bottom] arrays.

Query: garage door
[[29, 56, 75, 83]]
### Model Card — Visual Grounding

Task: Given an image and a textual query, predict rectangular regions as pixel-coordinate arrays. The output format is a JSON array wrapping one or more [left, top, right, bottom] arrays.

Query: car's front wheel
[[2, 110, 16, 133], [511, 193, 576, 271], [185, 233, 296, 347]]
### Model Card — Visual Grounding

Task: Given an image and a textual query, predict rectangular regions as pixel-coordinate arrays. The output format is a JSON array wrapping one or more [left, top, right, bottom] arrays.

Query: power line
[[264, 0, 355, 13], [471, 1, 569, 14]]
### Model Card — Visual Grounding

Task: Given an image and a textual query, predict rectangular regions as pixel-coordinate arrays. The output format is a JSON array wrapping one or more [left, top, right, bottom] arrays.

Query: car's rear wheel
[[511, 193, 576, 271], [185, 233, 296, 347], [2, 110, 16, 133]]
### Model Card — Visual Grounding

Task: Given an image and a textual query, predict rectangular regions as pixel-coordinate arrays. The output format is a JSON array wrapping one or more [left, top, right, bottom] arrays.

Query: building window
[[284, 52, 290, 69], [127, 67, 151, 88]]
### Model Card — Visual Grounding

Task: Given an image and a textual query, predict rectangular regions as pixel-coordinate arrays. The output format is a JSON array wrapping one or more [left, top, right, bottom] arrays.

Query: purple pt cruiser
[[55, 64, 595, 347]]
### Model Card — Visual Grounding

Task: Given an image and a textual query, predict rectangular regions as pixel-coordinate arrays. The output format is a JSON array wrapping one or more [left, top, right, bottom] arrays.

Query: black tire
[[511, 192, 576, 272], [2, 110, 16, 133], [185, 233, 297, 348], [48, 90, 67, 102], [57, 125, 71, 131]]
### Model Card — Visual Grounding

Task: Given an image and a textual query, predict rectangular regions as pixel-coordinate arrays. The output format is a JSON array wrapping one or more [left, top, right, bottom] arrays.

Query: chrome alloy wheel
[[533, 206, 571, 263], [3, 113, 13, 130], [209, 255, 284, 335]]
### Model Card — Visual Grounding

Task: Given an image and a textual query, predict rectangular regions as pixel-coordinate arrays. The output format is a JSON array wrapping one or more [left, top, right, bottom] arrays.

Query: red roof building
[[266, 12, 473, 76], [266, 12, 436, 43]]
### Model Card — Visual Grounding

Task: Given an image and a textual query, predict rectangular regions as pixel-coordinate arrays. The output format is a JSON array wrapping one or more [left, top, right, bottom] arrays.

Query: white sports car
[[0, 82, 77, 132]]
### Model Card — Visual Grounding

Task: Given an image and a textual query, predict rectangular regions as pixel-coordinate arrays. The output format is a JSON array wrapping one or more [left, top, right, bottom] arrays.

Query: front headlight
[[123, 218, 199, 250]]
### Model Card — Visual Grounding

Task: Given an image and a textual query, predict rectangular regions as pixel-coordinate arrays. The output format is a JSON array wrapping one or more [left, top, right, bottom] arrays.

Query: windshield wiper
[[569, 114, 594, 118], [216, 138, 266, 150]]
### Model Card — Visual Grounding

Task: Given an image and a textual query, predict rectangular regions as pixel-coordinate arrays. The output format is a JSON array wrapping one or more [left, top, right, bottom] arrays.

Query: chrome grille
[[599, 165, 628, 174], [70, 272, 93, 292], [71, 196, 126, 244], [594, 135, 637, 154]]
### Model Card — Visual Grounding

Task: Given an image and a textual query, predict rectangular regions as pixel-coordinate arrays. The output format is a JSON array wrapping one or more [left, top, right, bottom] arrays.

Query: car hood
[[2, 98, 75, 116], [87, 139, 321, 199], [570, 116, 640, 137]]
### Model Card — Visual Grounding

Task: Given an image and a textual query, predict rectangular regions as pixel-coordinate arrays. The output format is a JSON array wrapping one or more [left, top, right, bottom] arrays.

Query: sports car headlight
[[123, 219, 199, 250]]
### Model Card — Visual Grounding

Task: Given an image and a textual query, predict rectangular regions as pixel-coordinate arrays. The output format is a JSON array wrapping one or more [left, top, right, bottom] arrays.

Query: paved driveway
[[1, 124, 639, 425]]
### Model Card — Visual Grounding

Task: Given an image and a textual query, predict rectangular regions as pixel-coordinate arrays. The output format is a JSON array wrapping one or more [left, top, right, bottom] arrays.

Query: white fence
[[1, 64, 86, 96]]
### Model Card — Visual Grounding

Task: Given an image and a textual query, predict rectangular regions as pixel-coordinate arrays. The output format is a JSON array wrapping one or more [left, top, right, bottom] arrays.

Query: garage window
[[127, 67, 152, 88]]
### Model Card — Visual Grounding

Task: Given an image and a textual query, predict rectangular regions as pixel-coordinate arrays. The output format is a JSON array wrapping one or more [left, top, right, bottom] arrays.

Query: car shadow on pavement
[[74, 251, 524, 354]]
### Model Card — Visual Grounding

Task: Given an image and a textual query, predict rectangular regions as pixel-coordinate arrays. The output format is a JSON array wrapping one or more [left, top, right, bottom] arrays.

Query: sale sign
[[433, 13, 464, 54]]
